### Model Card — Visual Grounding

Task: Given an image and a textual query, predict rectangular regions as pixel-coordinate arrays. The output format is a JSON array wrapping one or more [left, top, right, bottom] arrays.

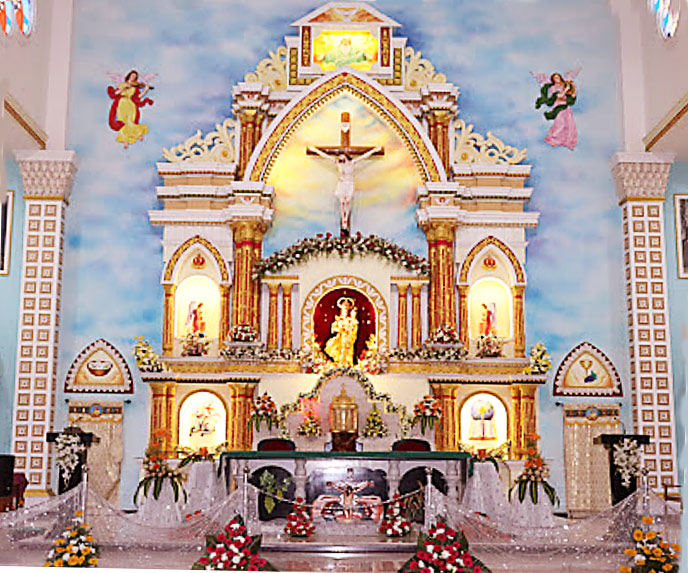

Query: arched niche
[[459, 391, 509, 451], [177, 390, 228, 451], [467, 277, 513, 339], [174, 275, 221, 339]]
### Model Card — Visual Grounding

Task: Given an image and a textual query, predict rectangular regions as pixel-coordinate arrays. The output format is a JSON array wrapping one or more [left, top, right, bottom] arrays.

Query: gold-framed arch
[[246, 68, 445, 184], [301, 275, 389, 353], [163, 235, 230, 284], [458, 390, 510, 450], [176, 388, 230, 450], [458, 235, 525, 285]]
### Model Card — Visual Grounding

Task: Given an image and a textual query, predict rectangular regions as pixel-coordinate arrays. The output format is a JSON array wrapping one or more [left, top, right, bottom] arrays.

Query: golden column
[[510, 385, 523, 458], [165, 382, 178, 454], [430, 382, 459, 451], [227, 382, 258, 450], [519, 384, 538, 447], [513, 285, 525, 357], [396, 283, 409, 349], [281, 282, 294, 349], [162, 284, 176, 356], [220, 284, 231, 343], [266, 282, 280, 350], [425, 222, 457, 331], [251, 228, 264, 333], [237, 110, 264, 179], [148, 382, 168, 452], [426, 111, 452, 174], [457, 284, 469, 349], [410, 283, 423, 349], [427, 233, 438, 332], [231, 221, 262, 328]]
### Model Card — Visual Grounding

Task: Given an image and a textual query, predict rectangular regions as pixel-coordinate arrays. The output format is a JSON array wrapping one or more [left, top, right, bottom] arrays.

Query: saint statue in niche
[[479, 302, 497, 336], [186, 301, 206, 337], [531, 69, 580, 150], [468, 399, 497, 441], [107, 70, 155, 149], [324, 297, 359, 366]]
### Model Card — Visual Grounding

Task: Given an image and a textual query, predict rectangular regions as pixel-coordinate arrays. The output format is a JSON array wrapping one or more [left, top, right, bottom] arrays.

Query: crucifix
[[307, 112, 384, 237]]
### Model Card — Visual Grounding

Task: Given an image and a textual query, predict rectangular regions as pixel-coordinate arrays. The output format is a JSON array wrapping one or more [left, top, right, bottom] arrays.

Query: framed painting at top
[[0, 190, 13, 275], [675, 194, 688, 279]]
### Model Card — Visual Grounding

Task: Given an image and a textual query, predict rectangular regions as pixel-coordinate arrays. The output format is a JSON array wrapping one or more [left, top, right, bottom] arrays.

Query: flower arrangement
[[134, 430, 186, 504], [133, 336, 164, 372], [356, 335, 388, 375], [298, 339, 331, 374], [426, 324, 461, 345], [476, 334, 503, 358], [509, 434, 559, 507], [220, 342, 298, 361], [362, 405, 389, 438], [523, 342, 552, 374], [254, 233, 429, 278], [296, 410, 322, 438], [44, 510, 99, 568], [191, 514, 276, 571], [399, 518, 491, 573], [284, 497, 315, 538], [249, 392, 280, 433], [618, 515, 680, 573], [379, 493, 411, 538], [181, 331, 210, 357], [177, 443, 227, 469], [54, 432, 85, 485], [387, 344, 468, 363], [613, 438, 643, 489], [412, 395, 441, 435], [228, 324, 259, 343]]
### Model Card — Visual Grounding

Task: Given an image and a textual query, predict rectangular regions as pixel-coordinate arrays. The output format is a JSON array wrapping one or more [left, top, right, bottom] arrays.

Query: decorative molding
[[458, 235, 526, 284], [552, 342, 623, 398], [453, 119, 527, 165], [244, 46, 289, 91], [162, 234, 230, 283], [404, 47, 446, 90], [611, 152, 675, 203], [161, 118, 238, 163], [14, 150, 78, 201], [64, 339, 134, 394], [4, 93, 47, 149]]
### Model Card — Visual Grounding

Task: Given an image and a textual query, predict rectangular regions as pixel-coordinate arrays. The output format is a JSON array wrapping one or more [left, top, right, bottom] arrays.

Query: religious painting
[[313, 30, 378, 72], [468, 278, 512, 339], [459, 392, 508, 450], [0, 190, 13, 275], [552, 342, 623, 397], [106, 70, 155, 149], [313, 287, 376, 366], [531, 68, 580, 150], [674, 194, 688, 279], [64, 338, 134, 394], [307, 467, 386, 523], [174, 275, 220, 339], [178, 391, 227, 451]]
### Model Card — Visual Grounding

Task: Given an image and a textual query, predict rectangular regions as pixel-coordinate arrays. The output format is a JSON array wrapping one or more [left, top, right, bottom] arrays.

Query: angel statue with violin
[[531, 68, 580, 150], [107, 70, 156, 149]]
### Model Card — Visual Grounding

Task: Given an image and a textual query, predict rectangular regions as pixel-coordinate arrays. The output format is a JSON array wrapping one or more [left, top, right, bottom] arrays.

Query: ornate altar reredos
[[139, 1, 545, 459]]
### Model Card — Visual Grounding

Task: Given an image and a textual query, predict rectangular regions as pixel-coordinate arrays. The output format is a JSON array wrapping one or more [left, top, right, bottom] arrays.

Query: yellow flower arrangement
[[619, 516, 679, 573], [44, 511, 99, 568]]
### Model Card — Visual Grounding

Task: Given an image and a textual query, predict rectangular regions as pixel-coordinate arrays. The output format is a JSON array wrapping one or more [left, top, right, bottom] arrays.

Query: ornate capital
[[14, 150, 78, 201], [420, 83, 459, 115], [232, 82, 271, 114], [611, 152, 675, 203]]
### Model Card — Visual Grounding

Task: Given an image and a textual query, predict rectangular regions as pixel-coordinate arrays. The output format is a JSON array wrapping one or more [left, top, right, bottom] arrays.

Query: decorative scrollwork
[[244, 46, 289, 91], [404, 47, 446, 90], [453, 119, 527, 165], [161, 118, 238, 163]]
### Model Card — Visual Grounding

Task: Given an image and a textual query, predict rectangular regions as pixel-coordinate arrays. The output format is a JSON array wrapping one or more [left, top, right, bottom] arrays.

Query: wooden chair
[[257, 438, 296, 452], [392, 439, 431, 452]]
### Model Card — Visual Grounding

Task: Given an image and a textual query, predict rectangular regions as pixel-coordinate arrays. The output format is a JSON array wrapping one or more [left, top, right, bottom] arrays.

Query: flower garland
[[412, 395, 441, 435], [134, 432, 187, 504], [44, 510, 99, 568], [362, 405, 389, 438], [509, 434, 559, 506], [399, 518, 491, 573], [523, 342, 552, 374], [476, 334, 503, 358], [191, 514, 276, 571], [133, 336, 164, 372], [618, 516, 680, 573], [387, 344, 468, 362], [228, 324, 259, 343], [613, 438, 643, 489], [254, 233, 429, 278], [284, 497, 315, 538], [54, 433, 85, 485], [181, 331, 210, 357], [249, 392, 280, 433], [379, 493, 411, 538]]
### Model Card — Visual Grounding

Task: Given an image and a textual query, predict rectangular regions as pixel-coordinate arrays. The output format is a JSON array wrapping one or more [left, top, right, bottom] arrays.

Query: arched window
[[1, 0, 35, 37]]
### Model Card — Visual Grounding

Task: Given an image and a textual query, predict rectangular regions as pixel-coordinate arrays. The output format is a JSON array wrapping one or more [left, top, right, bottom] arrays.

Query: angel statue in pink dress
[[531, 69, 580, 150]]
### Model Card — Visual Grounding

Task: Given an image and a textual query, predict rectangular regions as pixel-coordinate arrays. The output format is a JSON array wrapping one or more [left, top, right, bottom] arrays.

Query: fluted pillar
[[425, 222, 457, 331], [457, 284, 469, 348], [396, 283, 409, 349], [165, 383, 177, 455], [420, 84, 458, 175], [232, 83, 270, 179], [430, 382, 459, 451], [227, 382, 257, 450], [162, 283, 176, 356], [510, 385, 523, 458], [251, 229, 264, 333], [266, 282, 280, 350], [513, 285, 525, 357], [231, 221, 263, 328], [410, 283, 423, 349], [148, 382, 168, 452], [220, 283, 231, 343], [519, 384, 537, 448], [281, 282, 294, 349]]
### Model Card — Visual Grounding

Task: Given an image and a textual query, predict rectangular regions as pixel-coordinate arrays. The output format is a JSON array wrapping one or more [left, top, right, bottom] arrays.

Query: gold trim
[[643, 91, 688, 152], [618, 196, 667, 205], [4, 94, 47, 150], [24, 488, 54, 497], [163, 235, 230, 283], [458, 235, 525, 284]]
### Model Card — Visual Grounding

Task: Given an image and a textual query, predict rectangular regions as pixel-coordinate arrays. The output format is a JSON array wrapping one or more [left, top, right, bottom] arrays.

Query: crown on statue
[[192, 252, 206, 269], [482, 254, 496, 270]]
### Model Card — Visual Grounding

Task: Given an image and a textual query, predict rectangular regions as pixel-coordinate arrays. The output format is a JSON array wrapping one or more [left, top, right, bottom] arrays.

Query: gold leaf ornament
[[161, 117, 238, 163], [453, 119, 527, 165], [244, 46, 289, 91]]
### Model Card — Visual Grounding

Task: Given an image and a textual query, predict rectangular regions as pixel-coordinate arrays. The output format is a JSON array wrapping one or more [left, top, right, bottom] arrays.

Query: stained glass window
[[648, 0, 679, 38], [1, 0, 13, 36], [0, 0, 35, 37]]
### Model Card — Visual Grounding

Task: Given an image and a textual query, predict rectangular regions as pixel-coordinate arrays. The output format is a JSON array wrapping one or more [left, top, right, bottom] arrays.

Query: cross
[[307, 112, 384, 237]]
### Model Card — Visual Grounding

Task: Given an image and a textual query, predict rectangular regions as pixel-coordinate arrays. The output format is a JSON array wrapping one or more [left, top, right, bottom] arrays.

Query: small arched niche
[[468, 277, 513, 339], [459, 391, 509, 452], [178, 390, 227, 451], [174, 275, 221, 339]]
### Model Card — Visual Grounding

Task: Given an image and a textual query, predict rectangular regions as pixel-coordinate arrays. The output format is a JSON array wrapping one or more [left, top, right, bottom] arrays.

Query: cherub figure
[[107, 70, 156, 149], [531, 68, 580, 150]]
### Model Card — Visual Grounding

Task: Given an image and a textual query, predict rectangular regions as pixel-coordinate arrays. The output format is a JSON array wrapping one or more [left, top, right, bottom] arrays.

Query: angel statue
[[531, 68, 580, 150], [107, 70, 156, 149]]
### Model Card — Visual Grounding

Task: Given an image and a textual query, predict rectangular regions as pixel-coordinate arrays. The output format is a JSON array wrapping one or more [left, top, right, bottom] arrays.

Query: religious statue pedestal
[[594, 434, 650, 505], [331, 432, 358, 452]]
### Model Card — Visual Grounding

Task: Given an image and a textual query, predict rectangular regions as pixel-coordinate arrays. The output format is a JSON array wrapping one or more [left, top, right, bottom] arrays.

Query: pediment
[[291, 2, 401, 28], [552, 342, 623, 397], [65, 339, 134, 394]]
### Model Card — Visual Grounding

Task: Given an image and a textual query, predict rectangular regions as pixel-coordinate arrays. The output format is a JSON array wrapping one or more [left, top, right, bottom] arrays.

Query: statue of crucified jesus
[[307, 112, 384, 237]]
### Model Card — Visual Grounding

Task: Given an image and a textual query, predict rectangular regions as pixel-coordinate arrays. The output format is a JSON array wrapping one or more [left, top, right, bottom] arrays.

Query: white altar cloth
[[460, 461, 509, 520]]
